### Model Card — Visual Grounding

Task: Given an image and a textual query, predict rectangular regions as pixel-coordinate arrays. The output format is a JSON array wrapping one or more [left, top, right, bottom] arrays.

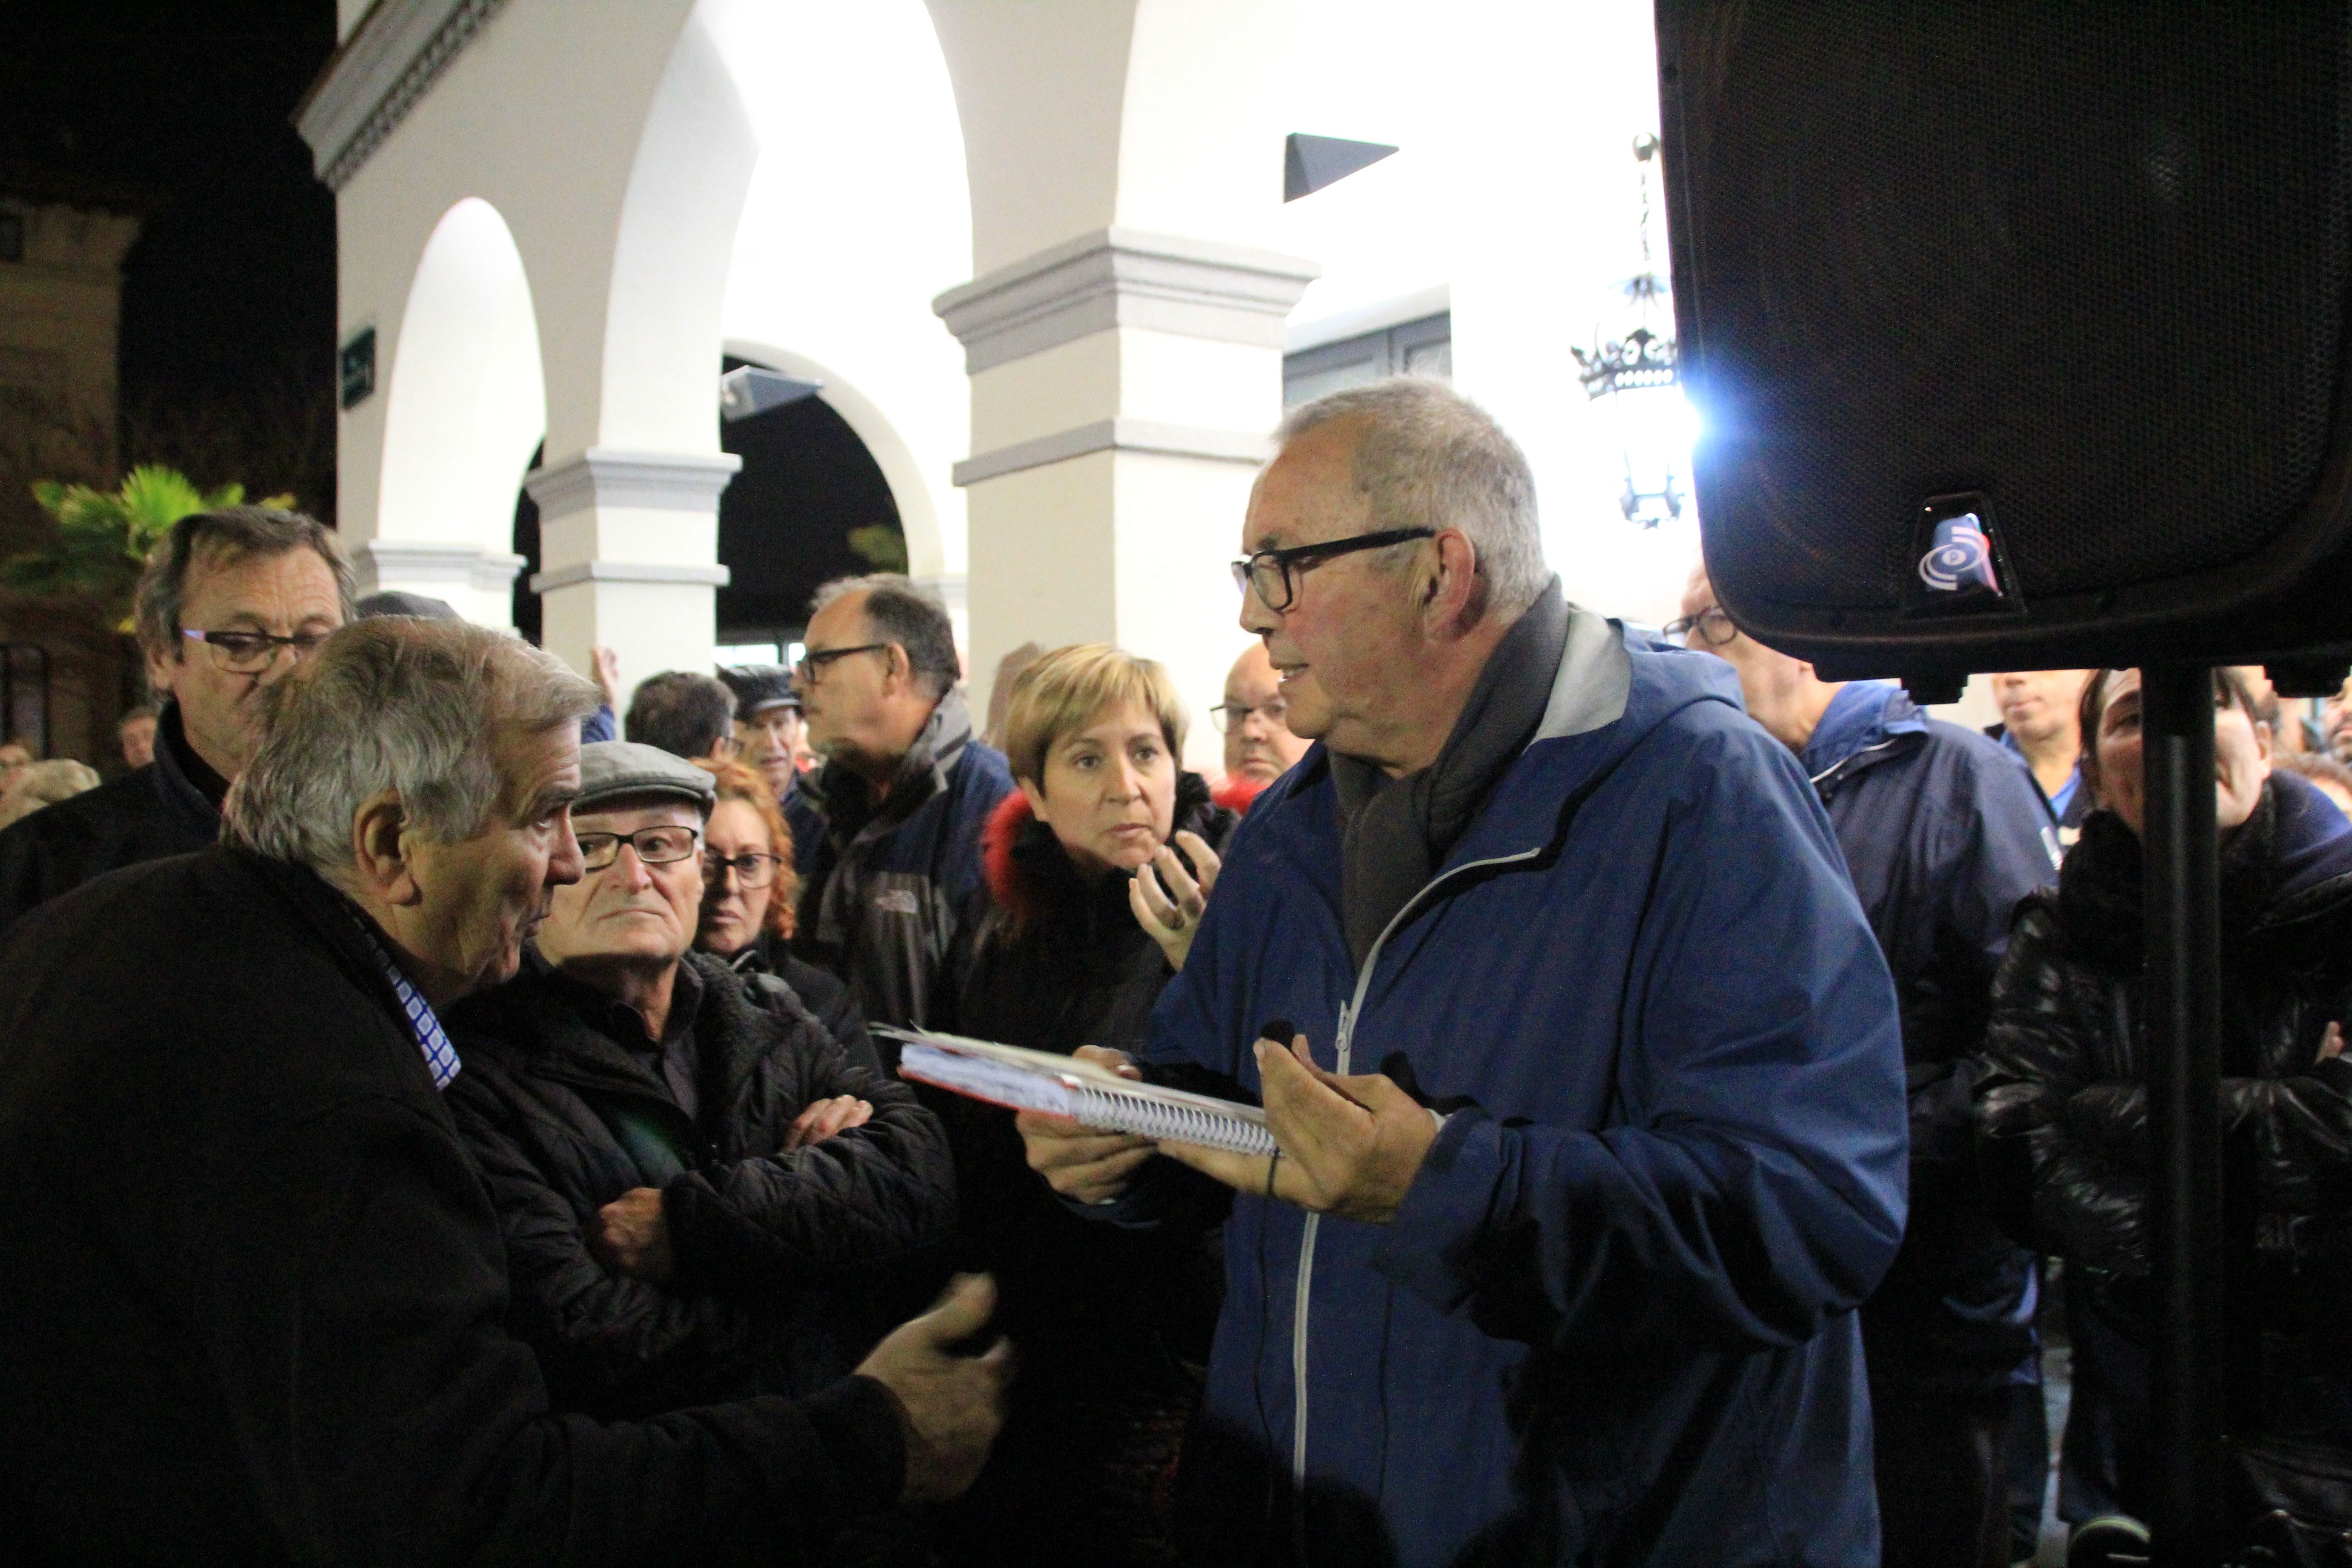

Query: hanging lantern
[[1572, 134, 1691, 528]]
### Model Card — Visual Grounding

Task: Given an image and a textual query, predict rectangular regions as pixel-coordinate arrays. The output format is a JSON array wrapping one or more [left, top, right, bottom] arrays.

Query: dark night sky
[[1, 0, 338, 507]]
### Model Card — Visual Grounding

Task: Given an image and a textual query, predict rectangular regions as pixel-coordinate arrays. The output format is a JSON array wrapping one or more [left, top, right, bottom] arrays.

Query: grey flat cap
[[719, 664, 799, 715], [576, 741, 717, 813]]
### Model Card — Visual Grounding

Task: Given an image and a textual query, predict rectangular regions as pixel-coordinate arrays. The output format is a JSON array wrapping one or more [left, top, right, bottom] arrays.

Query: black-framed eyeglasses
[[577, 825, 701, 873], [1663, 606, 1739, 648], [1210, 697, 1289, 735], [1230, 527, 1437, 613], [181, 627, 333, 673], [702, 849, 785, 888], [790, 643, 889, 687]]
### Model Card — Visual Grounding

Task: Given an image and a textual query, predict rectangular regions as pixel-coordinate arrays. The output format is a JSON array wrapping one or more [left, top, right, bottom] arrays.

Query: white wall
[[1272, 0, 1702, 630], [705, 0, 974, 585]]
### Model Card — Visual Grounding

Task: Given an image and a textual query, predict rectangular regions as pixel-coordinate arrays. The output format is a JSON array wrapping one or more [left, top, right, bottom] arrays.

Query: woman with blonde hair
[[692, 759, 876, 1074], [936, 642, 1241, 1568]]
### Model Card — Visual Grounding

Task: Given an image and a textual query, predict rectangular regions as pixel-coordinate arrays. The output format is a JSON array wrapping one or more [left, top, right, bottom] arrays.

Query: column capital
[[524, 448, 742, 520], [353, 538, 528, 598], [931, 226, 1319, 373]]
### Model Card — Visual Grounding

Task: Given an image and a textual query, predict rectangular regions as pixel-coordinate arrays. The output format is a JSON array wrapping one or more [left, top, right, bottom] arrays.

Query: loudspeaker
[[1656, 1, 2352, 691]]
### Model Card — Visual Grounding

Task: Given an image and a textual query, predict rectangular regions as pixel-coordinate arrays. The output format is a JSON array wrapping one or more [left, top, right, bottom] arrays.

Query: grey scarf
[[1329, 578, 1570, 970]]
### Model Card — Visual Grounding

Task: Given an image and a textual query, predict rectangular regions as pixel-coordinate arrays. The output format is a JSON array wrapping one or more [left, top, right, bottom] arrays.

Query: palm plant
[[2, 466, 290, 633]]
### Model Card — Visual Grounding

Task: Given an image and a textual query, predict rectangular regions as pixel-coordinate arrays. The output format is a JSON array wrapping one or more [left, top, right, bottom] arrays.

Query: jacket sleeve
[[1369, 724, 1912, 1353], [662, 1011, 956, 1295], [1974, 904, 2146, 1268], [199, 1093, 904, 1567], [441, 1073, 779, 1413]]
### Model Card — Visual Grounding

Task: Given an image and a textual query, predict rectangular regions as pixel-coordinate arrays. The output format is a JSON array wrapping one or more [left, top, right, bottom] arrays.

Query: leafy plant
[[1, 466, 291, 633], [846, 520, 909, 576]]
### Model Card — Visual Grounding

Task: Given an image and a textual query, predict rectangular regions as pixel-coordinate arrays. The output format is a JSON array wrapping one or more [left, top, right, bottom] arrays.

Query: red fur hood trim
[[981, 790, 1038, 922]]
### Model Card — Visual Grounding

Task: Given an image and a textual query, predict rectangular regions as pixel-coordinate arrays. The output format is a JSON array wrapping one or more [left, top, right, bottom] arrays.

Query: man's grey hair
[[1276, 378, 1548, 617], [133, 507, 358, 655], [808, 573, 961, 698], [224, 618, 600, 877]]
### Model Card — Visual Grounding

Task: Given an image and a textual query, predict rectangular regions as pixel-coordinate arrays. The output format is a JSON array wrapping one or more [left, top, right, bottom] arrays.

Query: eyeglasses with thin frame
[[1662, 606, 1739, 647], [181, 627, 334, 674], [702, 848, 785, 888], [1210, 697, 1289, 735], [576, 825, 702, 873], [790, 643, 889, 687], [1230, 527, 1438, 613]]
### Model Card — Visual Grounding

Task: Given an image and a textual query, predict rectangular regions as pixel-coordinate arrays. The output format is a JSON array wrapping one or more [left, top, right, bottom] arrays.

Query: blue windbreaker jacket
[[1141, 608, 1909, 1567]]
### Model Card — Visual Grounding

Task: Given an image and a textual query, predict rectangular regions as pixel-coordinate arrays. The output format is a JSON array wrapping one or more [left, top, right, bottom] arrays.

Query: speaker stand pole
[[2143, 663, 2226, 1568]]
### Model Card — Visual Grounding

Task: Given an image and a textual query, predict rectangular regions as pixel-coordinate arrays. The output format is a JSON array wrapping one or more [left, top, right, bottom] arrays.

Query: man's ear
[[349, 789, 425, 907], [1420, 529, 1485, 636], [142, 640, 180, 700], [882, 643, 913, 696]]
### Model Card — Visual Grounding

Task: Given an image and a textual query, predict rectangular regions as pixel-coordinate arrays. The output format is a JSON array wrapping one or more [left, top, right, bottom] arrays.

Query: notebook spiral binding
[[1072, 1084, 1278, 1156]]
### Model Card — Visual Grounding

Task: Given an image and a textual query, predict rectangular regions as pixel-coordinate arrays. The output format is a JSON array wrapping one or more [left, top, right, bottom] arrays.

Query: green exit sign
[[339, 328, 376, 410]]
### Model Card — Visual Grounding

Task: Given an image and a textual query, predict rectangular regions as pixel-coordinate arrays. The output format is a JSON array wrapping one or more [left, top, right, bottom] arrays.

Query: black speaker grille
[[1671, 2, 2352, 614]]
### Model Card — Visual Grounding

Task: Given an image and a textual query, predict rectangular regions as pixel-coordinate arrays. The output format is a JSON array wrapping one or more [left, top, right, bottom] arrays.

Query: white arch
[[723, 339, 945, 585], [374, 196, 544, 626]]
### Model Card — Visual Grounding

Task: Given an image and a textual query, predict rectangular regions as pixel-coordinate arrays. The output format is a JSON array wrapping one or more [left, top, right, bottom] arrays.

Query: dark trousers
[[1872, 1379, 2018, 1568]]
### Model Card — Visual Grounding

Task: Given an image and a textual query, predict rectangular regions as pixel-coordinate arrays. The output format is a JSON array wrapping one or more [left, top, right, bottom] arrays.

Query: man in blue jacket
[[1023, 380, 1908, 1567], [1681, 566, 2060, 1568]]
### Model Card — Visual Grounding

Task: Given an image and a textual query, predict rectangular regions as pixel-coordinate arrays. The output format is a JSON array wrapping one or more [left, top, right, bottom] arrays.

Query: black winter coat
[[1979, 774, 2352, 1348], [723, 933, 882, 1078], [931, 773, 1235, 1568], [444, 949, 955, 1421], [0, 700, 219, 933], [0, 847, 906, 1566]]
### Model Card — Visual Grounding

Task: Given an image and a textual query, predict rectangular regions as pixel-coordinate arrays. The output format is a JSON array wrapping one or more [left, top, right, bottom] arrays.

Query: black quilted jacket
[[445, 949, 955, 1420], [1977, 774, 2352, 1316]]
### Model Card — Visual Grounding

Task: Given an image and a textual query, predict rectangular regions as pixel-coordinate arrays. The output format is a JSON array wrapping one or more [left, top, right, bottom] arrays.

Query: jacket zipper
[[1285, 844, 1546, 1489]]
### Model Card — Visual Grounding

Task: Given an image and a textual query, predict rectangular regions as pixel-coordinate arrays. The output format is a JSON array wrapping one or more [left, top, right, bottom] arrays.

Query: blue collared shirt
[[341, 904, 461, 1091], [1998, 727, 2080, 822]]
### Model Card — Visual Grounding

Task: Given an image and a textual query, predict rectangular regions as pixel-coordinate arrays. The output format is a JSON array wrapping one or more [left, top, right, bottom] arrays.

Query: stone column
[[934, 229, 1314, 770], [524, 448, 739, 701]]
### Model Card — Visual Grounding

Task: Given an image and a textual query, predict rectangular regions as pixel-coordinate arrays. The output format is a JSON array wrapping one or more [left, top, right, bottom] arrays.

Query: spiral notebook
[[875, 1025, 1277, 1156]]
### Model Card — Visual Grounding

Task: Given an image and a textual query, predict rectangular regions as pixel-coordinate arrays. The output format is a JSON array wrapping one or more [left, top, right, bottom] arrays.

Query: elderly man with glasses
[[443, 740, 958, 1430], [1021, 378, 1908, 1568], [784, 573, 1014, 1034], [0, 505, 352, 931], [0, 621, 1006, 1565]]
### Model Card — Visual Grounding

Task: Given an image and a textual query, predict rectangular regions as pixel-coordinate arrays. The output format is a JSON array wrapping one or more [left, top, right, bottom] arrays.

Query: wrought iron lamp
[[1573, 133, 1689, 527]]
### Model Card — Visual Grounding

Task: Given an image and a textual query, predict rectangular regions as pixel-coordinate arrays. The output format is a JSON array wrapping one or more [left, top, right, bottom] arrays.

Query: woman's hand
[[1016, 1046, 1155, 1203], [1129, 829, 1221, 971]]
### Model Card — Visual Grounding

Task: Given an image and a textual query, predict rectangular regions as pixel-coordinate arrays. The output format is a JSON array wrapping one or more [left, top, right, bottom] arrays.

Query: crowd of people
[[1, 376, 2349, 1567]]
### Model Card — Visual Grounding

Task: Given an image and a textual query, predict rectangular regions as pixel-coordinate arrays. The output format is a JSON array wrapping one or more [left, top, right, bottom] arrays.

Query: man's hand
[[856, 1274, 1014, 1503], [1016, 1045, 1156, 1204], [786, 1094, 873, 1150], [1155, 1032, 1440, 1224], [592, 1186, 675, 1282], [1129, 830, 1222, 972], [590, 645, 624, 710]]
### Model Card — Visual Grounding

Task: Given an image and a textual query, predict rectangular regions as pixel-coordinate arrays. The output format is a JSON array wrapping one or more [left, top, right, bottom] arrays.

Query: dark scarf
[[1329, 578, 1570, 969]]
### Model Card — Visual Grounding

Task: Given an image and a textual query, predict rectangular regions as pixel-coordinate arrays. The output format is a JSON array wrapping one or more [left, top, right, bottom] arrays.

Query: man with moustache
[[0, 618, 1008, 1565], [1022, 379, 1907, 1567]]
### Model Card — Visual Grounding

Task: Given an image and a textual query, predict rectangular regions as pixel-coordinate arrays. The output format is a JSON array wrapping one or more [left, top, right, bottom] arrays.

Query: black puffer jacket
[[445, 949, 956, 1420], [932, 771, 1235, 1568], [1978, 774, 2352, 1322]]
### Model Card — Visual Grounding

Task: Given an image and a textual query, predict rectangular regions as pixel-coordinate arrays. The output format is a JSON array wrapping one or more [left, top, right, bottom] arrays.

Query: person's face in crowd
[[734, 705, 807, 797], [2090, 668, 2273, 839], [0, 741, 29, 795], [797, 591, 926, 773], [1221, 643, 1312, 785], [1992, 670, 2092, 750], [2325, 682, 2352, 764], [118, 713, 157, 769], [147, 545, 344, 781], [1237, 417, 1438, 761], [398, 722, 586, 1002], [697, 797, 777, 958], [1674, 565, 1819, 748], [1021, 699, 1179, 877], [536, 800, 706, 974]]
